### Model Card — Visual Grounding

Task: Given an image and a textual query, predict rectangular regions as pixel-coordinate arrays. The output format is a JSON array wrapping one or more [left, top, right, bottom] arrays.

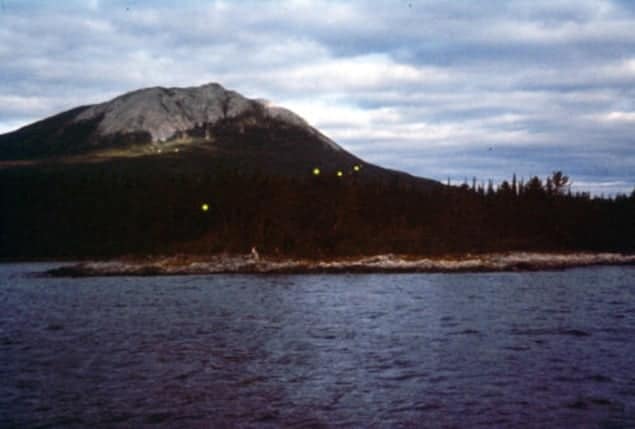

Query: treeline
[[452, 171, 630, 201], [1, 165, 633, 259]]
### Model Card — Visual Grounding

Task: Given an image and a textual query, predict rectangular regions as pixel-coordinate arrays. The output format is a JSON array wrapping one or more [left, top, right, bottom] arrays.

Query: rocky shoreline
[[45, 252, 635, 277]]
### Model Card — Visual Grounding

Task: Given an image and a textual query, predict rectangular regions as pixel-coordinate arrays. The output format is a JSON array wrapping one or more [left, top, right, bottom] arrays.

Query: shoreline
[[44, 252, 635, 277]]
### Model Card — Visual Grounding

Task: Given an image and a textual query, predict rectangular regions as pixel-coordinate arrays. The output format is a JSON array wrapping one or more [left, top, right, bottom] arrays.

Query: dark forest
[[1, 163, 633, 259]]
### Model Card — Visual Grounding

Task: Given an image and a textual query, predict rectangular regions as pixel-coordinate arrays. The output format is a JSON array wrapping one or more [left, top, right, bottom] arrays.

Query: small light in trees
[[353, 164, 361, 172], [313, 167, 321, 176], [337, 171, 343, 177], [201, 203, 209, 212]]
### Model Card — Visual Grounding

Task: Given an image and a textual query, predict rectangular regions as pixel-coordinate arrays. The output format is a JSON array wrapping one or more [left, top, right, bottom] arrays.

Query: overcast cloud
[[1, 0, 634, 194]]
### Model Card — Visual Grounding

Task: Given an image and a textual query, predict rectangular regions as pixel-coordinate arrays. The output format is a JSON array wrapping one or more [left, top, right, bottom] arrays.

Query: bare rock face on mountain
[[73, 83, 338, 149], [76, 83, 257, 142], [0, 83, 339, 158]]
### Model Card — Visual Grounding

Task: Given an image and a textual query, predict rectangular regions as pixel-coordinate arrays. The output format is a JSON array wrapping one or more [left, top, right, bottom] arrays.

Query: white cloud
[[279, 54, 453, 91], [591, 111, 635, 123]]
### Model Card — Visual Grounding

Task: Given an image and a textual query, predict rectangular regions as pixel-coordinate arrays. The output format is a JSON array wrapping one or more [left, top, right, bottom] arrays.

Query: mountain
[[0, 82, 444, 258], [0, 83, 439, 187]]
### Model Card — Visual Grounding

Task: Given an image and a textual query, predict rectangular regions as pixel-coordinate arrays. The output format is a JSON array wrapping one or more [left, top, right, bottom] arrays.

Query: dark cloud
[[0, 0, 633, 194]]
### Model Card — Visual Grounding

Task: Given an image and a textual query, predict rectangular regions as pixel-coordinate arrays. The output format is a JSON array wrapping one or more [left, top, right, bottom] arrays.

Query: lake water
[[1, 264, 634, 428]]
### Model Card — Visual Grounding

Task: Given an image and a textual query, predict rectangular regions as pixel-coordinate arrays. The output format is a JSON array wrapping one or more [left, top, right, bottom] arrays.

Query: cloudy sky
[[1, 0, 634, 194]]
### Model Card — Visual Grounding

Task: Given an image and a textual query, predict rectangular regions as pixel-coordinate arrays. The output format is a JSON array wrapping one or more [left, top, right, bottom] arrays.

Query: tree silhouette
[[525, 176, 544, 196], [550, 171, 570, 196]]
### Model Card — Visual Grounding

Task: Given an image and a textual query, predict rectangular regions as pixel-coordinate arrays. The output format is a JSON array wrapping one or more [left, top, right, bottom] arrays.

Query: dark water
[[1, 264, 634, 428]]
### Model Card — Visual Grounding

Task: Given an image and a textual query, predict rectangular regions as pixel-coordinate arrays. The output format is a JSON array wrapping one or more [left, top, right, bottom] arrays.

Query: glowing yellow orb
[[313, 168, 321, 176], [201, 203, 209, 212], [337, 171, 343, 177], [353, 164, 361, 172]]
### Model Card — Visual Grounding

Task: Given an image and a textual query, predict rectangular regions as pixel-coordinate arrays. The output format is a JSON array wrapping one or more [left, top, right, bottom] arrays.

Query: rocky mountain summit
[[0, 82, 341, 161], [73, 83, 338, 149]]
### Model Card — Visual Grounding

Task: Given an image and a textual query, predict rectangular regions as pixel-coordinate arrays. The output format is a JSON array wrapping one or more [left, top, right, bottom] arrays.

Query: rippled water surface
[[1, 264, 634, 428]]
